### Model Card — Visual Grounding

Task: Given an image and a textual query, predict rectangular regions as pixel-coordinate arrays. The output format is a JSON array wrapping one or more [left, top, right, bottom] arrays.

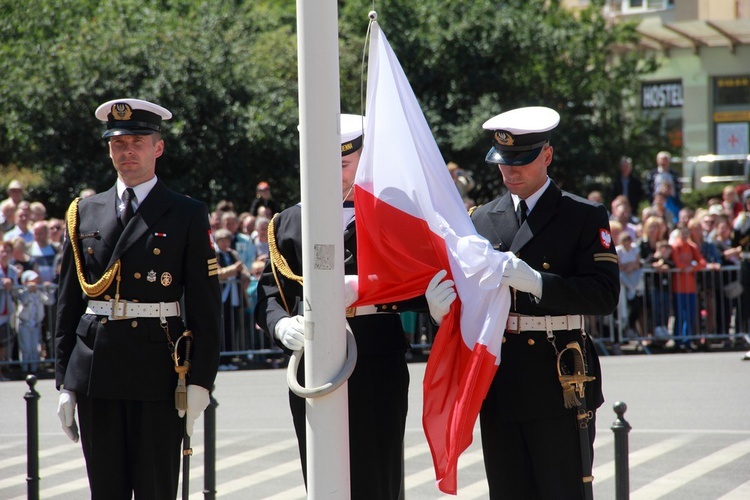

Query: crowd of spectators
[[603, 152, 750, 354], [0, 180, 68, 380]]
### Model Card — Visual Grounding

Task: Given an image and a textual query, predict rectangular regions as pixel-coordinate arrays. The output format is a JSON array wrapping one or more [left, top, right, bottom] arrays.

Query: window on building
[[715, 76, 750, 107]]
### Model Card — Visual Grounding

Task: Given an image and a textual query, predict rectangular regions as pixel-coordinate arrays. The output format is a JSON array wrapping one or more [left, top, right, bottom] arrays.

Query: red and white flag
[[353, 22, 512, 494]]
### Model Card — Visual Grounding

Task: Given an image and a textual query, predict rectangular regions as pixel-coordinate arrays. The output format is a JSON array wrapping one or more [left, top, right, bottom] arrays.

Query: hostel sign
[[642, 81, 683, 109]]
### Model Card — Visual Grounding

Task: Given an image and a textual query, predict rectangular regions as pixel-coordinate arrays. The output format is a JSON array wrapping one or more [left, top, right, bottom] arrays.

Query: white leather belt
[[85, 300, 181, 321], [505, 314, 583, 334], [346, 305, 392, 318]]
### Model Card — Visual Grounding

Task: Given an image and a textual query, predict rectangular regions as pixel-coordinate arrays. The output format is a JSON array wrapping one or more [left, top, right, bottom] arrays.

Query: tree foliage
[[0, 0, 661, 216]]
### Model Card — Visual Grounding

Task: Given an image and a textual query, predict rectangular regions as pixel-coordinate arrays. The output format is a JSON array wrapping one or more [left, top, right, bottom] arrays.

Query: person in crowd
[[15, 269, 54, 374], [713, 215, 744, 340], [0, 240, 19, 381], [29, 220, 58, 284], [253, 216, 270, 260], [610, 195, 638, 241], [0, 199, 17, 233], [447, 161, 476, 201], [616, 232, 642, 342], [240, 213, 256, 236], [29, 201, 47, 222], [221, 211, 256, 271], [214, 228, 250, 370], [47, 218, 65, 250], [214, 199, 235, 214], [668, 207, 695, 244], [722, 185, 743, 223], [587, 190, 605, 205], [208, 210, 222, 232], [3, 201, 33, 243], [609, 155, 644, 213], [2, 179, 24, 206], [688, 217, 724, 336], [79, 187, 96, 199], [245, 259, 266, 351], [54, 98, 221, 499], [10, 237, 38, 277], [651, 188, 677, 230], [645, 240, 676, 341], [469, 106, 619, 498], [249, 181, 280, 217], [255, 114, 442, 499], [670, 226, 706, 350], [644, 150, 681, 203]]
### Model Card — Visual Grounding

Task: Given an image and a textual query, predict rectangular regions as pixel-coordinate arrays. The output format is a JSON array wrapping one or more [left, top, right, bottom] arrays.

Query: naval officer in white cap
[[469, 106, 619, 499], [55, 98, 222, 499]]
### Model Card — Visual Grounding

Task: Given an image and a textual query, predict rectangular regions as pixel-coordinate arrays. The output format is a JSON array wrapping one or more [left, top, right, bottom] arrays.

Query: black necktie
[[121, 188, 135, 226], [517, 199, 528, 226]]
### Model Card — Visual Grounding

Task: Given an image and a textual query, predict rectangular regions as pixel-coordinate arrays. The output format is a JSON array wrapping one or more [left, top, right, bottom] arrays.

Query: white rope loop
[[286, 322, 358, 398]]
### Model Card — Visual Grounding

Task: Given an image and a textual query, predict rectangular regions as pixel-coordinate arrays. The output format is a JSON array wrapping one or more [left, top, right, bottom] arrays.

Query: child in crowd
[[670, 227, 706, 349], [645, 240, 675, 340], [616, 232, 643, 340], [15, 270, 53, 374]]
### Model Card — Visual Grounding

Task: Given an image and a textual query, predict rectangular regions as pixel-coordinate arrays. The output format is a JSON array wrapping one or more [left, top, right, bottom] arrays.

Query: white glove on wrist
[[274, 315, 305, 351], [344, 275, 359, 308], [502, 256, 543, 298], [425, 270, 457, 325], [178, 385, 210, 437], [57, 386, 79, 443]]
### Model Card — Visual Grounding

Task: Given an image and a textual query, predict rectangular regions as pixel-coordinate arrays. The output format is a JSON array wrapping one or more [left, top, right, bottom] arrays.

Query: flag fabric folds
[[353, 21, 513, 494]]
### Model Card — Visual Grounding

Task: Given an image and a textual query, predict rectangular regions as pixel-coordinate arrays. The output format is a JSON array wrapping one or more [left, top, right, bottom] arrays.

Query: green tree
[[1, 0, 662, 215]]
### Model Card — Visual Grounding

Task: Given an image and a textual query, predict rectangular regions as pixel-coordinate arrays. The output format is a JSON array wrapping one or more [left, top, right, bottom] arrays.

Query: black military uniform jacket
[[471, 181, 619, 419], [55, 180, 221, 401]]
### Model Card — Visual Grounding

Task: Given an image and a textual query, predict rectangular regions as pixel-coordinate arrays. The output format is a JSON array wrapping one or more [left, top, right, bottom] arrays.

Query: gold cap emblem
[[111, 103, 133, 121], [494, 131, 515, 146]]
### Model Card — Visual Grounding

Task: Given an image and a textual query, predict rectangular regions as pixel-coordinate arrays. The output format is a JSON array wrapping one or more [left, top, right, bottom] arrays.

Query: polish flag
[[353, 22, 512, 494]]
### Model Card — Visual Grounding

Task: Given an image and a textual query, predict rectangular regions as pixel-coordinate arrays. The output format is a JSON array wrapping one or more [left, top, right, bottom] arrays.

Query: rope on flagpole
[[287, 321, 358, 398]]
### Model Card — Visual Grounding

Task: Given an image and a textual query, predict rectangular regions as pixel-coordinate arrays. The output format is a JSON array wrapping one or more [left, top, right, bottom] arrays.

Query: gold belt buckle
[[346, 306, 356, 318], [109, 299, 130, 320]]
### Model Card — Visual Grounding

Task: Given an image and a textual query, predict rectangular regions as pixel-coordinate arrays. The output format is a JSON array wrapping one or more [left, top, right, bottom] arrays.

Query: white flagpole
[[296, 0, 350, 498]]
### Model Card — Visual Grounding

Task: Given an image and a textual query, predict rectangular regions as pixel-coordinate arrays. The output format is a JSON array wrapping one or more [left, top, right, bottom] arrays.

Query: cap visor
[[102, 128, 157, 139], [485, 146, 542, 166]]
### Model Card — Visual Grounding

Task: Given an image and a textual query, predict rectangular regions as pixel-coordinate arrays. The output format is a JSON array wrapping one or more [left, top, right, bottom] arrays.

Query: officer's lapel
[[510, 182, 561, 253], [95, 187, 123, 257], [107, 181, 172, 268], [488, 195, 518, 252]]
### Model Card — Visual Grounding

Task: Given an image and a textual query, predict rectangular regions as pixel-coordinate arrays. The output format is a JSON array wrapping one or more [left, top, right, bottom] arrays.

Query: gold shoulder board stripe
[[594, 253, 619, 263], [207, 258, 217, 264], [208, 269, 219, 277]]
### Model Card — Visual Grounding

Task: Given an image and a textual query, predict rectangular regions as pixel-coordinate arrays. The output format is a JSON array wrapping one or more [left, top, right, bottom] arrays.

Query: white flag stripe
[[631, 439, 750, 499]]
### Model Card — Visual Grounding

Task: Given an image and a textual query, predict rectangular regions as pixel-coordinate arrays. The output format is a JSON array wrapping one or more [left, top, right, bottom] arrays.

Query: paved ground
[[1, 349, 749, 499]]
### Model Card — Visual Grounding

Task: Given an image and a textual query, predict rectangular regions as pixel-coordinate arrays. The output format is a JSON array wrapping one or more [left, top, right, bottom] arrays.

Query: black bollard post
[[25, 374, 40, 500], [611, 401, 631, 500], [203, 387, 218, 500]]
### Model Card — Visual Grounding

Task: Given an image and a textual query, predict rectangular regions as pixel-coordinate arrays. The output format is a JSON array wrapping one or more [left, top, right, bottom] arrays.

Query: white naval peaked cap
[[340, 113, 365, 156], [483, 106, 560, 166], [95, 98, 172, 138]]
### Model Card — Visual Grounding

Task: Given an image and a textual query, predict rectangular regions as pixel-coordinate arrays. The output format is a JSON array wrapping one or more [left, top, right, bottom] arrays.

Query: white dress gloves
[[425, 270, 457, 325], [502, 255, 543, 298], [178, 385, 210, 437], [274, 315, 305, 351], [57, 386, 79, 443], [344, 274, 359, 308]]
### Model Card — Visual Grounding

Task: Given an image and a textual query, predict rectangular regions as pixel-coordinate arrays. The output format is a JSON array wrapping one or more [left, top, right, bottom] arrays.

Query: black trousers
[[479, 410, 596, 500], [290, 316, 410, 500], [77, 395, 184, 500]]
